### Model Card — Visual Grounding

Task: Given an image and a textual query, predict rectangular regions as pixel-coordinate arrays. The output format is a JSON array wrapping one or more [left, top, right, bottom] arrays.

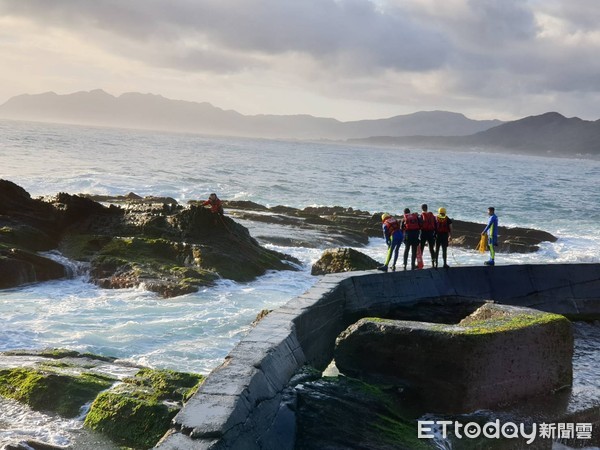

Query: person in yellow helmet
[[377, 213, 403, 272], [434, 207, 453, 268]]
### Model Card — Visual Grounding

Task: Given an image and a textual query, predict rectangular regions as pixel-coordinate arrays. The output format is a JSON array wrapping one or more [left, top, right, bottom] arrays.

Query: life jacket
[[403, 213, 420, 231], [384, 217, 400, 234], [421, 211, 435, 231], [437, 215, 450, 233]]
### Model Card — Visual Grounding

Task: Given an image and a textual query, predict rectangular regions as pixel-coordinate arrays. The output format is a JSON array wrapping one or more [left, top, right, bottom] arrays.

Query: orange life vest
[[384, 217, 400, 234], [403, 213, 420, 231], [421, 211, 435, 231]]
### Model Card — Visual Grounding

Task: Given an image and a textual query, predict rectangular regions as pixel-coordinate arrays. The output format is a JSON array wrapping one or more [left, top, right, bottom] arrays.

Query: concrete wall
[[154, 263, 600, 450]]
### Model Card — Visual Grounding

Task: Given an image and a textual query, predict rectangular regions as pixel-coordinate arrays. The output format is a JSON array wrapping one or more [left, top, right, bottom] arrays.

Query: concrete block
[[154, 432, 219, 449], [172, 392, 251, 438], [335, 303, 573, 414]]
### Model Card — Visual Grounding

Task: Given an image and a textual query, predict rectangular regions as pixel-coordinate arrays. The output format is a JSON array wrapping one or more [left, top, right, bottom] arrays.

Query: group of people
[[378, 204, 498, 272], [378, 204, 453, 272], [201, 192, 499, 270]]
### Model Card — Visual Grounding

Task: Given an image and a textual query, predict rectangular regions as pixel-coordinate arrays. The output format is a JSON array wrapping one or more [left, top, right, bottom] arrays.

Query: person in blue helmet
[[377, 213, 403, 272], [482, 206, 498, 265]]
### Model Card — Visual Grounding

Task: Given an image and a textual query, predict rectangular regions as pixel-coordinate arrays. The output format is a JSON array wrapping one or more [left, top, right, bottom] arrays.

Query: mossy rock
[[311, 247, 380, 275], [0, 367, 114, 417], [84, 368, 204, 449], [335, 304, 573, 414]]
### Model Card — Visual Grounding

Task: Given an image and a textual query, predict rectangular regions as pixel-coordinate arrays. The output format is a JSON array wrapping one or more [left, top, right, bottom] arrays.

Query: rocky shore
[[1, 179, 558, 297], [0, 180, 298, 297]]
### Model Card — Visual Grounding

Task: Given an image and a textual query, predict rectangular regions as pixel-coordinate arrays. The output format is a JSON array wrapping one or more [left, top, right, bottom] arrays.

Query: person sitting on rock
[[202, 193, 224, 216], [202, 193, 224, 226], [378, 213, 403, 272]]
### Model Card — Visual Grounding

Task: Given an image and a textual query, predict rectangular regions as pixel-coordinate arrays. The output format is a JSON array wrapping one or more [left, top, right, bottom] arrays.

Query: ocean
[[1, 119, 599, 448]]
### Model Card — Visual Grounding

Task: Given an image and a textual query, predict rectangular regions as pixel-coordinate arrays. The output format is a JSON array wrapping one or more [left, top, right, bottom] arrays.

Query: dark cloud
[[1, 0, 599, 118], [0, 0, 450, 72]]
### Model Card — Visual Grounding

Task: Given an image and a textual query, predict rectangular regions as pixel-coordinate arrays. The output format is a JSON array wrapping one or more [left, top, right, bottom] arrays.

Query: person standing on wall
[[419, 204, 436, 268], [482, 206, 499, 266], [402, 208, 421, 270], [434, 207, 452, 268], [378, 213, 403, 272]]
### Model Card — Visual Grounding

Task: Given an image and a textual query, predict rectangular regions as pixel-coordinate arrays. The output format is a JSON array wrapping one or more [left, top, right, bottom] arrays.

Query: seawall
[[155, 263, 600, 450]]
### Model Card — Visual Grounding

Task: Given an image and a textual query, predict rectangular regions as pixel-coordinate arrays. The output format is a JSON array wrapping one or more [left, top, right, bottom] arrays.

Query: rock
[[0, 349, 203, 449], [0, 367, 114, 417], [84, 368, 204, 449], [334, 303, 573, 413], [294, 374, 428, 450], [0, 248, 67, 289], [311, 247, 380, 275], [3, 440, 68, 450], [223, 199, 557, 252], [1, 181, 299, 297]]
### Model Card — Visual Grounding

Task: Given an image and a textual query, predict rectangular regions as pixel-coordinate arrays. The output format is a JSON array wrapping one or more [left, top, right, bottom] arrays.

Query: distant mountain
[[350, 112, 600, 157], [0, 89, 502, 140]]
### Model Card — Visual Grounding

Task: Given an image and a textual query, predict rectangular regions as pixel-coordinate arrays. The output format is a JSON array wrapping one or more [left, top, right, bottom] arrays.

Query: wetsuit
[[420, 211, 436, 266], [382, 217, 403, 270], [435, 214, 452, 268], [403, 213, 421, 270], [482, 213, 498, 263]]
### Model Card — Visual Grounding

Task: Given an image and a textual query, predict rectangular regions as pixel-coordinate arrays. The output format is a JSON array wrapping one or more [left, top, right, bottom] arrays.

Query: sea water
[[1, 119, 599, 447]]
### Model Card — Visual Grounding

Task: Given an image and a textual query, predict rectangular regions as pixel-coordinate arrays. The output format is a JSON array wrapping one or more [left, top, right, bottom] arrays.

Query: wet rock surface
[[0, 180, 299, 296], [311, 247, 380, 275], [0, 349, 204, 450], [224, 200, 557, 252], [334, 303, 573, 414]]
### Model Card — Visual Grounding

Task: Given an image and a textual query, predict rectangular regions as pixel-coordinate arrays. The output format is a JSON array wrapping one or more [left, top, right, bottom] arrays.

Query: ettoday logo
[[418, 420, 593, 444]]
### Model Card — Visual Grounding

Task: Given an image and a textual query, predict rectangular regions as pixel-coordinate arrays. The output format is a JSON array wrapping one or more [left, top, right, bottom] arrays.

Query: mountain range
[[0, 90, 598, 156], [351, 112, 600, 156], [0, 89, 500, 140]]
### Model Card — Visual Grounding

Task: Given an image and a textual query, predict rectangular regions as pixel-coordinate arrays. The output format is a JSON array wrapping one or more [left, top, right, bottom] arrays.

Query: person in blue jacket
[[482, 206, 498, 265], [377, 213, 403, 272]]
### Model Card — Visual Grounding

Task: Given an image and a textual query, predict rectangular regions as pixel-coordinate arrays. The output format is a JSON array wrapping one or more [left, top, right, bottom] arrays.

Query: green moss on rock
[[0, 367, 114, 417], [84, 368, 204, 449]]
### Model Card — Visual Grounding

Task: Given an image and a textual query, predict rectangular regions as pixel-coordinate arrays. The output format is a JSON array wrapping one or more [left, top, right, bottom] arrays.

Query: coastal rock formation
[[224, 200, 557, 252], [0, 179, 298, 296], [85, 368, 204, 449], [334, 303, 573, 413], [0, 349, 204, 450], [311, 247, 380, 275]]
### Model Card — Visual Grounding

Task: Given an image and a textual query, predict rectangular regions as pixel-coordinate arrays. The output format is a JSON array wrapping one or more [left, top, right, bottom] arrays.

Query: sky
[[0, 0, 599, 122]]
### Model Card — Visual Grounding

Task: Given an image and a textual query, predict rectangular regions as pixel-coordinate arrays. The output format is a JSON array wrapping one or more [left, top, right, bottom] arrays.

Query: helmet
[[381, 213, 391, 221], [438, 207, 446, 215]]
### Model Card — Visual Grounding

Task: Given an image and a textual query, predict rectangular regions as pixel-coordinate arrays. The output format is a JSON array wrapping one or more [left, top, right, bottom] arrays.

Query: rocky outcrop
[[334, 303, 573, 413], [224, 201, 557, 252], [0, 349, 204, 450], [311, 247, 380, 275], [294, 370, 428, 450], [85, 368, 204, 449], [0, 180, 299, 296]]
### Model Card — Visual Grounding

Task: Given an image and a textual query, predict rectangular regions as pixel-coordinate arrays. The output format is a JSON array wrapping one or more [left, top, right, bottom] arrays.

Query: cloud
[[1, 0, 600, 120]]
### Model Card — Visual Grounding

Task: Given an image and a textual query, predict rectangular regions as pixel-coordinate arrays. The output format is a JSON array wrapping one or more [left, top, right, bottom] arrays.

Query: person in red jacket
[[202, 193, 224, 219], [419, 204, 436, 267], [402, 208, 422, 270]]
